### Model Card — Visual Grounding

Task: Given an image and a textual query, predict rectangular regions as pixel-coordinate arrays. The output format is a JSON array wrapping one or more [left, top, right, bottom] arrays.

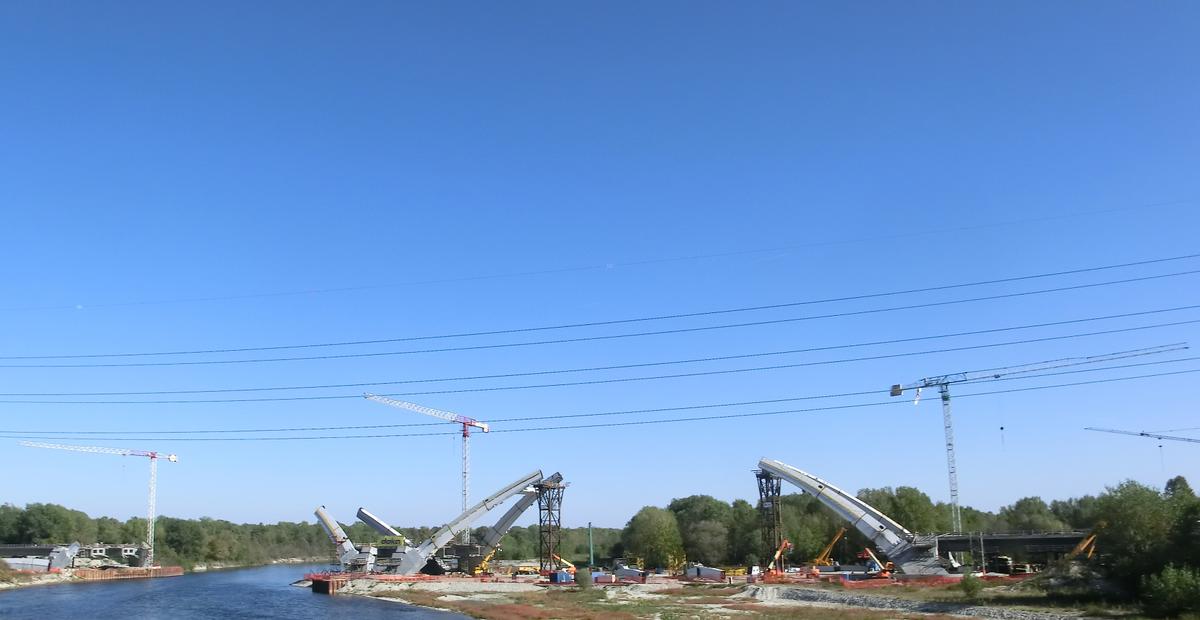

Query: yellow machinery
[[473, 548, 499, 575], [857, 547, 894, 578], [812, 527, 846, 566], [1068, 533, 1097, 559], [552, 553, 576, 574]]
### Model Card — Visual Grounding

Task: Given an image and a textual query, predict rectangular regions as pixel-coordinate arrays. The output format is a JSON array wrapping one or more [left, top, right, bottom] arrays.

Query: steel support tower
[[755, 469, 783, 568], [535, 479, 565, 573]]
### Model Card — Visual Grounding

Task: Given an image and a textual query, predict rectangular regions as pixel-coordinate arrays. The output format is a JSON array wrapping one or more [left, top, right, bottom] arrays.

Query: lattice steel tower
[[535, 478, 565, 573], [755, 468, 783, 567]]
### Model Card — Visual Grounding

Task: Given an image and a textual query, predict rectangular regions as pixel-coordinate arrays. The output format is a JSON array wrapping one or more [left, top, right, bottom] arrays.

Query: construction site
[[294, 452, 1113, 620]]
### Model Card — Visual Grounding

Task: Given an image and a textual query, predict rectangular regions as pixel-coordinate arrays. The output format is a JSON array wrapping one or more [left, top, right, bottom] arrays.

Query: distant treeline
[[0, 503, 620, 569]]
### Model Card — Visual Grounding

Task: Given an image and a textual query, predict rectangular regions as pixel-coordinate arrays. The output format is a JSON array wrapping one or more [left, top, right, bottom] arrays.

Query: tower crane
[[890, 343, 1186, 532], [19, 441, 178, 567], [364, 393, 489, 543]]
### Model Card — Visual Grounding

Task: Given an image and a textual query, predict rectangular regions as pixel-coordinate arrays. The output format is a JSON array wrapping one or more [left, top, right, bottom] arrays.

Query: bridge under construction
[[755, 458, 1088, 575]]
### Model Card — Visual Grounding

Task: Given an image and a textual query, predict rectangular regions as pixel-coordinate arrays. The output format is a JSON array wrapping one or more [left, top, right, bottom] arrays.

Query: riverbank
[[335, 578, 1103, 619], [0, 556, 328, 592], [0, 571, 75, 592]]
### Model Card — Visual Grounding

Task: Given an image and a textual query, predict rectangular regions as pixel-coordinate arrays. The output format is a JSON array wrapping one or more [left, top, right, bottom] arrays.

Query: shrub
[[1142, 565, 1200, 617], [959, 573, 984, 601], [575, 567, 592, 589]]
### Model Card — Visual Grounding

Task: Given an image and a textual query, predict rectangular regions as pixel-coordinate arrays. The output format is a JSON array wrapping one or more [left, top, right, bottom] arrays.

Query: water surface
[[0, 564, 467, 619]]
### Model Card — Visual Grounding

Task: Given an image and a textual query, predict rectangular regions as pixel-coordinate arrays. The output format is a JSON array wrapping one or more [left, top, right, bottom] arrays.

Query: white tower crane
[[890, 343, 1185, 533], [364, 393, 489, 544], [19, 441, 178, 567]]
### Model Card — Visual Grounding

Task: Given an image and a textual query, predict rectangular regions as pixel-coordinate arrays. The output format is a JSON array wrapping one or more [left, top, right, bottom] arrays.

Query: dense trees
[[620, 507, 684, 568], [997, 497, 1069, 532]]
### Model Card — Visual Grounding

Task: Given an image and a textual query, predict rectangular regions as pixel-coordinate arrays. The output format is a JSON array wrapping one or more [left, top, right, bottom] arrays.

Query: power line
[[5, 367, 1197, 442], [4, 350, 1195, 436], [4, 201, 1188, 314], [5, 306, 1192, 396], [3, 353, 1195, 437], [1084, 427, 1200, 445], [2, 318, 1197, 404], [2, 256, 1197, 363]]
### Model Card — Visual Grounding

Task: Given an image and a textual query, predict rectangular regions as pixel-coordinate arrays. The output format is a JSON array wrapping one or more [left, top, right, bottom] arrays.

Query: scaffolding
[[535, 479, 565, 573], [755, 469, 783, 568]]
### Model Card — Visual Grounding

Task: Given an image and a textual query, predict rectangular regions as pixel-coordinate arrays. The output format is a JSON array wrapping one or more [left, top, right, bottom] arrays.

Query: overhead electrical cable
[[1, 256, 1197, 363], [5, 307, 1192, 396], [3, 352, 1195, 437], [5, 367, 1197, 442], [2, 320, 1195, 404], [3, 202, 1189, 314], [1084, 427, 1200, 444]]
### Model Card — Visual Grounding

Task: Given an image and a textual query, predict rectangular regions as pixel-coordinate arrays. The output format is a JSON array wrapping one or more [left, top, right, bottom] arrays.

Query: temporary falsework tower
[[535, 478, 565, 573], [755, 468, 783, 570]]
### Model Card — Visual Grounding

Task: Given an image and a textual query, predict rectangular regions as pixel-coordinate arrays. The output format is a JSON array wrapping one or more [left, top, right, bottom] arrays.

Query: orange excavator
[[766, 539, 793, 575]]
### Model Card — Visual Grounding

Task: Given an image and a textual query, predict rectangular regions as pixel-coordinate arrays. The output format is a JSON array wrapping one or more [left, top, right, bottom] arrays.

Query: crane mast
[[19, 441, 177, 567], [364, 393, 489, 543]]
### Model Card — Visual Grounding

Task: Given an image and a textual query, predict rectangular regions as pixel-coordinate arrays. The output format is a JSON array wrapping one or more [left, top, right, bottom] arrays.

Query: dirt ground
[[346, 579, 1000, 620]]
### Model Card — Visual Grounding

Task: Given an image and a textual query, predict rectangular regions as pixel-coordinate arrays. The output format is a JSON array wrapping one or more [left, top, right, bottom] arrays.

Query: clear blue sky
[[1, 2, 1197, 531]]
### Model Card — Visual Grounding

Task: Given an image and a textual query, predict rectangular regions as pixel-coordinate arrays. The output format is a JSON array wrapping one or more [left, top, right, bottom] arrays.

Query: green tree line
[[0, 503, 621, 570]]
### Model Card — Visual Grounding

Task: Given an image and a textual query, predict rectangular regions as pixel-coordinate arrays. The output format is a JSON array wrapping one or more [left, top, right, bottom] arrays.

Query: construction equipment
[[352, 469, 544, 575], [314, 506, 377, 572], [365, 393, 489, 543], [474, 548, 500, 575], [812, 527, 846, 566], [857, 547, 894, 578], [552, 553, 576, 574], [890, 344, 1185, 532], [758, 458, 948, 575], [1068, 532, 1098, 559], [766, 539, 792, 573], [19, 441, 177, 567]]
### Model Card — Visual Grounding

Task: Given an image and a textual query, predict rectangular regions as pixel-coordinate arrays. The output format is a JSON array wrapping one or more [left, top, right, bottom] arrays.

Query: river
[[0, 564, 468, 619]]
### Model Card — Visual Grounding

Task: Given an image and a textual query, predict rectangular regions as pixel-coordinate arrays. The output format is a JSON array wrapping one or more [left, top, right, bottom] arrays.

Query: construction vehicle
[[552, 553, 576, 575], [1068, 532, 1098, 560], [857, 548, 894, 578], [812, 527, 846, 566], [766, 539, 793, 574], [474, 548, 499, 575]]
